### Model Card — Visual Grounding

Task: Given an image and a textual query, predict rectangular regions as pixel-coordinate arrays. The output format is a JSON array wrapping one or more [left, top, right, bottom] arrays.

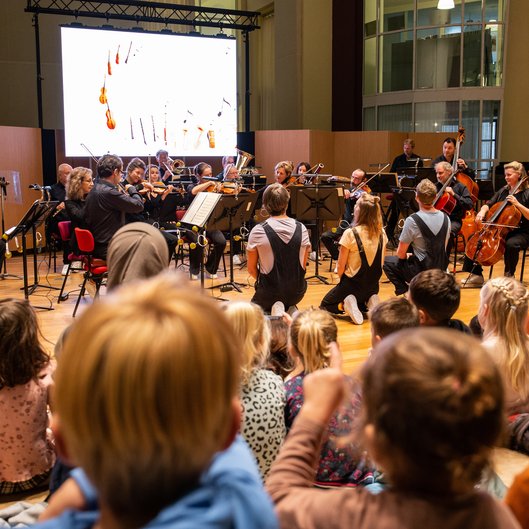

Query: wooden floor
[[0, 247, 493, 374]]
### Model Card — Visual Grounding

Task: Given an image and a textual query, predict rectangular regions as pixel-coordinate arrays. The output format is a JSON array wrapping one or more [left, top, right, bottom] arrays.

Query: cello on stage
[[465, 166, 529, 267]]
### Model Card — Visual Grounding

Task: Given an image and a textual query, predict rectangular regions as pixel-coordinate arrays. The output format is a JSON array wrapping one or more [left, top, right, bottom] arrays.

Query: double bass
[[451, 126, 479, 204], [465, 176, 528, 266]]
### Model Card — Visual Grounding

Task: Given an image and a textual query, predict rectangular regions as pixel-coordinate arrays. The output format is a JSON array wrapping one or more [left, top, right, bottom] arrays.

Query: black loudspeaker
[[41, 129, 57, 187]]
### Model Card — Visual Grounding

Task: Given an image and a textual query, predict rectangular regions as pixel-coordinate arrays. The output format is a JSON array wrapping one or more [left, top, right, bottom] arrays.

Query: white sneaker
[[367, 294, 381, 314], [61, 264, 70, 276], [206, 272, 218, 279], [271, 301, 286, 317], [343, 294, 364, 325], [309, 251, 318, 262], [232, 254, 242, 265], [461, 273, 484, 288], [190, 274, 199, 281]]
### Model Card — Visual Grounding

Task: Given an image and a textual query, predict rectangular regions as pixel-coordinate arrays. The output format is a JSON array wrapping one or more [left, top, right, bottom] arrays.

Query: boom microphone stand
[[0, 177, 21, 280]]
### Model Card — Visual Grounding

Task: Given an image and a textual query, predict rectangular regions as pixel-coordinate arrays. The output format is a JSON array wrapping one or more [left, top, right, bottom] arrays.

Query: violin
[[99, 80, 107, 105], [465, 176, 528, 266], [106, 104, 116, 130]]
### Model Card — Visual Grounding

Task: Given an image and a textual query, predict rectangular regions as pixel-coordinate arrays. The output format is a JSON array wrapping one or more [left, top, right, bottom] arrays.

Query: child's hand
[[39, 477, 86, 521]]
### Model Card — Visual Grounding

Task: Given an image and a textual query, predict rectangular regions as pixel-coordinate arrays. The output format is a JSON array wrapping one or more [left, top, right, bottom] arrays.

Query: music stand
[[0, 176, 22, 280], [366, 172, 398, 194], [7, 200, 59, 309], [205, 192, 259, 292], [400, 167, 436, 183], [291, 185, 344, 284]]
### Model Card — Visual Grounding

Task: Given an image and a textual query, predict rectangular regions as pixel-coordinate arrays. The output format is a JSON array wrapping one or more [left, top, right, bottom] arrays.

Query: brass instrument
[[163, 157, 185, 176], [308, 162, 324, 174], [235, 148, 254, 174]]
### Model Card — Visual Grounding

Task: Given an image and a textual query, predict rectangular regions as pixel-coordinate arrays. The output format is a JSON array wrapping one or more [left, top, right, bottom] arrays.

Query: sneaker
[[309, 251, 319, 262], [271, 301, 286, 317], [61, 264, 70, 276], [343, 294, 364, 325], [206, 272, 218, 279], [366, 294, 381, 314], [190, 274, 199, 281], [461, 273, 484, 288], [287, 305, 299, 317], [232, 254, 242, 265]]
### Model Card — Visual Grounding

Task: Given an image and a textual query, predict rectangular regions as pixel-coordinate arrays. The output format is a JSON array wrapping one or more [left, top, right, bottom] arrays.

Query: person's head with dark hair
[[263, 183, 290, 217], [296, 162, 311, 175], [369, 297, 419, 346], [362, 328, 504, 495], [97, 154, 123, 183], [125, 158, 146, 185], [408, 269, 461, 325], [194, 162, 213, 183], [0, 298, 50, 388], [268, 317, 294, 379], [442, 137, 457, 161]]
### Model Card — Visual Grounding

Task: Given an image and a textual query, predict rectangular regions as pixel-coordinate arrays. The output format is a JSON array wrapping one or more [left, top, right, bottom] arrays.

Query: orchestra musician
[[85, 154, 144, 260], [462, 161, 529, 288], [320, 169, 370, 261], [156, 149, 175, 184], [432, 137, 476, 180], [186, 162, 227, 279], [434, 161, 473, 254], [295, 162, 311, 184], [47, 163, 73, 275], [143, 164, 176, 222], [215, 155, 236, 181], [390, 139, 423, 173]]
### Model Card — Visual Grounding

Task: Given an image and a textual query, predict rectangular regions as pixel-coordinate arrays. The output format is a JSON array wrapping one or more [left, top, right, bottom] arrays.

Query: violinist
[[295, 162, 311, 184], [432, 137, 476, 180], [186, 162, 227, 278], [462, 161, 529, 287], [120, 158, 178, 258], [143, 164, 175, 222], [275, 161, 294, 186], [321, 169, 369, 261], [435, 161, 473, 254], [215, 155, 235, 181]]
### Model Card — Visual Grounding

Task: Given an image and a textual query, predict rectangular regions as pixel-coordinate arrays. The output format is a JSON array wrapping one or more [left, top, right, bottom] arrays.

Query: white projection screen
[[61, 26, 237, 157]]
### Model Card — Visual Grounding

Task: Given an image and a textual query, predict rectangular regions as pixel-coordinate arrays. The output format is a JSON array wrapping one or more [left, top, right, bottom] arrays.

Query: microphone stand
[[0, 177, 22, 280]]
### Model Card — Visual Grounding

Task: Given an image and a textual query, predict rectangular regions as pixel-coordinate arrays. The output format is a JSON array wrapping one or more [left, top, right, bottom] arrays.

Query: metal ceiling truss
[[25, 0, 260, 32]]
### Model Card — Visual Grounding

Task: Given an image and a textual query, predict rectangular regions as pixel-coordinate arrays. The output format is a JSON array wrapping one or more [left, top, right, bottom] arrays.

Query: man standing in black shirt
[[85, 154, 144, 259], [390, 139, 423, 173]]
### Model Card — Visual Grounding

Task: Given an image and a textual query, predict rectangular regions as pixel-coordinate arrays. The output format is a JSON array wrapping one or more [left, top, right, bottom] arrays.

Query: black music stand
[[400, 167, 436, 183], [367, 172, 398, 194], [206, 192, 259, 292], [291, 185, 344, 284], [8, 200, 59, 309]]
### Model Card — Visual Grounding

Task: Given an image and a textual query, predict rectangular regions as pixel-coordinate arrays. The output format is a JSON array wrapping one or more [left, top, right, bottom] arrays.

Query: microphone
[[29, 183, 42, 190]]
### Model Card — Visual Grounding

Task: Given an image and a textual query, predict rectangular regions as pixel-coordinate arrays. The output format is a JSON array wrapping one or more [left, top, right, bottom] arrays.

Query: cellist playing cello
[[462, 161, 529, 287]]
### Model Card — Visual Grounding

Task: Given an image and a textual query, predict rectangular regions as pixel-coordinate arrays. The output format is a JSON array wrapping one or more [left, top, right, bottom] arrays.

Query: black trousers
[[383, 255, 424, 296]]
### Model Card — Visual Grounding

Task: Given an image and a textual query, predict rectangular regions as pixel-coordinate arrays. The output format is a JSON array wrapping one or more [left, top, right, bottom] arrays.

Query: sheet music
[[181, 192, 221, 228]]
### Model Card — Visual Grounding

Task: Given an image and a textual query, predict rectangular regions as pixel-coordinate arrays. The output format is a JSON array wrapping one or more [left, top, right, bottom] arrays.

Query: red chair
[[73, 227, 108, 317], [57, 221, 84, 303]]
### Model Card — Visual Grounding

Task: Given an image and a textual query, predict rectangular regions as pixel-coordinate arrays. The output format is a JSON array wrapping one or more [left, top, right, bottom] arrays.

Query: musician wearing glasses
[[85, 154, 144, 260], [435, 161, 473, 254], [156, 149, 173, 184], [432, 137, 475, 180], [321, 169, 369, 261]]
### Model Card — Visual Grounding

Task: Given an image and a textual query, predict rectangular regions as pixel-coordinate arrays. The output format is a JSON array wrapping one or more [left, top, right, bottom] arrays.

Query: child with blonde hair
[[224, 302, 286, 478], [0, 299, 55, 495], [285, 308, 378, 487], [478, 276, 529, 414], [267, 328, 518, 529], [37, 275, 277, 528]]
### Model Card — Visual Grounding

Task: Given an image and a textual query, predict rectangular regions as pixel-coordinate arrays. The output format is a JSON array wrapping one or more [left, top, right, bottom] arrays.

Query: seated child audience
[[267, 316, 295, 379], [106, 222, 170, 291], [478, 276, 529, 454], [37, 275, 278, 529], [285, 308, 379, 487], [369, 297, 419, 347], [0, 299, 55, 495], [408, 269, 471, 333], [224, 302, 286, 478], [266, 328, 519, 529]]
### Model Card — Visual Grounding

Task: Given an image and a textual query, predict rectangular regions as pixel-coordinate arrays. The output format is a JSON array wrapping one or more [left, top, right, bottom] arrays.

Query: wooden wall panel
[[0, 126, 43, 250], [256, 130, 311, 183], [309, 130, 335, 175]]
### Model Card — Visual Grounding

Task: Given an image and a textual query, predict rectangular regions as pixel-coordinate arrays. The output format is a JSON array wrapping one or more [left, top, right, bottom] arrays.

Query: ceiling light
[[437, 0, 455, 9]]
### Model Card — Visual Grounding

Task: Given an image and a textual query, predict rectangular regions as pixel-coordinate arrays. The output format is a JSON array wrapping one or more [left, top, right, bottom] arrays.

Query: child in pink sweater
[[0, 298, 55, 495]]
